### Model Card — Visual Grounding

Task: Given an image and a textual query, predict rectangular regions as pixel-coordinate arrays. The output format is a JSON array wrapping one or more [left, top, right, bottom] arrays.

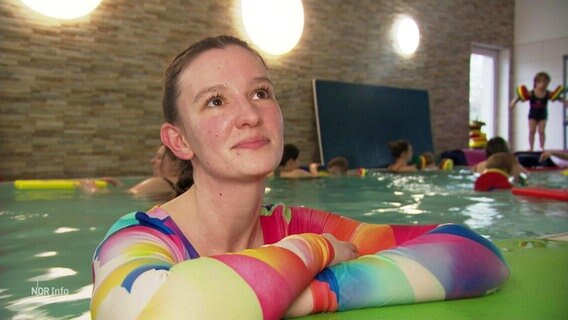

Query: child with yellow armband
[[510, 72, 566, 151]]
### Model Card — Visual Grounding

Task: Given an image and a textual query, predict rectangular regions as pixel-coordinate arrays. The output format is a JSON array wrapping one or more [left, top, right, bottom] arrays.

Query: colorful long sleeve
[[91, 208, 335, 320], [92, 204, 509, 319], [260, 205, 510, 314]]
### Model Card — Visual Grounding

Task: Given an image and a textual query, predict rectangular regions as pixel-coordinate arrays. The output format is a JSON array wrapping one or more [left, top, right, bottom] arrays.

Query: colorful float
[[14, 179, 108, 190], [474, 169, 512, 192], [512, 187, 568, 201], [469, 120, 487, 149]]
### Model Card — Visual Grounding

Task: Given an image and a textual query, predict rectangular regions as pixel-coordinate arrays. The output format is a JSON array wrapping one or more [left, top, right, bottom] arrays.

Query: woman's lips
[[233, 136, 270, 149]]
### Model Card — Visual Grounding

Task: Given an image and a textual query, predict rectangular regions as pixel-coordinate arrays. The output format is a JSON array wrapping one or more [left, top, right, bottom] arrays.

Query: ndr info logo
[[31, 281, 69, 296]]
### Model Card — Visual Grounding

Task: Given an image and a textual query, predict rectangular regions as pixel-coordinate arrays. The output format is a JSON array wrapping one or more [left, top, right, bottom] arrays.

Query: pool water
[[1, 170, 567, 319], [266, 170, 568, 239]]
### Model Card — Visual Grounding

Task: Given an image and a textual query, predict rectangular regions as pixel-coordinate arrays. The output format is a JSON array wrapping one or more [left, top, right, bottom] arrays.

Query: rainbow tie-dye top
[[91, 204, 509, 319]]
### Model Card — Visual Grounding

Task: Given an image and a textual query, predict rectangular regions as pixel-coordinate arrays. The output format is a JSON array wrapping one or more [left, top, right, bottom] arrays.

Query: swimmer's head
[[533, 72, 550, 89]]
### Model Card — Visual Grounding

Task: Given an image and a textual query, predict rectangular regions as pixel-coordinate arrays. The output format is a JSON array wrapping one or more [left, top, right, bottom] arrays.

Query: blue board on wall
[[313, 79, 434, 168]]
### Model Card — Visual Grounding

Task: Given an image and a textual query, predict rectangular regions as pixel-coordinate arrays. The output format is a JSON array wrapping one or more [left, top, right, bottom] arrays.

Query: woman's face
[[175, 45, 284, 181]]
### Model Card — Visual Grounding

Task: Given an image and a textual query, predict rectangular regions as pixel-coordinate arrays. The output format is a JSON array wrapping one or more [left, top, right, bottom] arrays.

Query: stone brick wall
[[0, 0, 513, 180]]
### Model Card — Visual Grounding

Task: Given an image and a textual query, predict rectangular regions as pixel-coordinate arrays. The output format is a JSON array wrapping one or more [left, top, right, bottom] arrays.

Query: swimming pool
[[1, 170, 567, 319]]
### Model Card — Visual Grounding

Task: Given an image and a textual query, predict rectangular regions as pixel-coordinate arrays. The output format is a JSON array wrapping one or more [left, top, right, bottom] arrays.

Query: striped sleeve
[[90, 210, 335, 320], [280, 206, 510, 313]]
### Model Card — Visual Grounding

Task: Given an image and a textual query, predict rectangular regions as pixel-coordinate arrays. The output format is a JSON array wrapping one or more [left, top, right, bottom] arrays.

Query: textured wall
[[0, 0, 514, 180]]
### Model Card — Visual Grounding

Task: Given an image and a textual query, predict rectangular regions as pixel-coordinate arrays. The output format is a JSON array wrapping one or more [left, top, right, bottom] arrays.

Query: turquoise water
[[1, 170, 567, 319]]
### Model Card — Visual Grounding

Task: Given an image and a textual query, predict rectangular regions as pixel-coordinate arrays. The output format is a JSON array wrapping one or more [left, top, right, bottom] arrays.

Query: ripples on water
[[1, 171, 567, 318], [265, 169, 568, 239]]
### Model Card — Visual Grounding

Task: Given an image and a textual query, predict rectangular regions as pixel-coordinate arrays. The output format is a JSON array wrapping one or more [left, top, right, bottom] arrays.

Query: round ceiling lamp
[[241, 0, 305, 55], [20, 0, 103, 20]]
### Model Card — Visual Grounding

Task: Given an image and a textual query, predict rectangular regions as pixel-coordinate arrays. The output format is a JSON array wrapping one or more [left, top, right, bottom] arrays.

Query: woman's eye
[[206, 96, 224, 108], [253, 89, 270, 100]]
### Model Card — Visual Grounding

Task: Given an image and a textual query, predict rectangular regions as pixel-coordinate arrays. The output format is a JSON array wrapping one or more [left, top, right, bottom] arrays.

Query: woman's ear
[[161, 123, 194, 160]]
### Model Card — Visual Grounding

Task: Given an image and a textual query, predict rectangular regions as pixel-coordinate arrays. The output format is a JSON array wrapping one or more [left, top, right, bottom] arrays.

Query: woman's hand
[[284, 234, 358, 318], [321, 233, 359, 266]]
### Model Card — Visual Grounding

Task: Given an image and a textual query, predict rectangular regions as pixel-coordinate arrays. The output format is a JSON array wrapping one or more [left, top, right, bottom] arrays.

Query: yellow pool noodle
[[14, 179, 108, 190]]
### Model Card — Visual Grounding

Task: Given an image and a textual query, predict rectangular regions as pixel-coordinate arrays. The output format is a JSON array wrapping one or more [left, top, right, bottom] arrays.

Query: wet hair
[[533, 72, 551, 87], [485, 137, 509, 158], [161, 35, 266, 195], [388, 140, 411, 158], [280, 144, 300, 166], [154, 144, 185, 195], [174, 159, 193, 196], [486, 152, 515, 175], [160, 145, 186, 194], [327, 157, 349, 173]]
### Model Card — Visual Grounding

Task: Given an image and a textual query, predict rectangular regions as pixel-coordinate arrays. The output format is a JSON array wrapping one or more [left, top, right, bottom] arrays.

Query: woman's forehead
[[180, 46, 268, 91]]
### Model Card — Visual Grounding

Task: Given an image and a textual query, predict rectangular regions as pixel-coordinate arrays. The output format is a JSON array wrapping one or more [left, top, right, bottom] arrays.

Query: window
[[469, 47, 499, 139]]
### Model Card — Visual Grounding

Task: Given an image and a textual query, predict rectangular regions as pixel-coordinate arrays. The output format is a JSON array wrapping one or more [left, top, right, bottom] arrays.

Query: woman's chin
[[241, 165, 277, 180]]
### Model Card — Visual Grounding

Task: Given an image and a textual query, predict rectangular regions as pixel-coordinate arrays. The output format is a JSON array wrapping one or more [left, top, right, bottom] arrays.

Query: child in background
[[509, 72, 565, 151], [277, 144, 315, 178], [327, 157, 350, 175], [309, 156, 351, 176], [472, 137, 510, 173], [472, 136, 527, 183], [474, 152, 516, 191], [387, 140, 417, 172], [419, 152, 438, 170], [415, 152, 454, 171]]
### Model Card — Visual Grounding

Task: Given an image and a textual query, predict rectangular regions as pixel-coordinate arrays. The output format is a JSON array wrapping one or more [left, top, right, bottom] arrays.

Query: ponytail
[[175, 160, 194, 196]]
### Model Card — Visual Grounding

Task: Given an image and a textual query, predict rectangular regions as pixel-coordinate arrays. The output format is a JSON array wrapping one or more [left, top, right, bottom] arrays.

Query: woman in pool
[[91, 35, 509, 319], [80, 144, 182, 200], [387, 139, 418, 172], [127, 143, 182, 198]]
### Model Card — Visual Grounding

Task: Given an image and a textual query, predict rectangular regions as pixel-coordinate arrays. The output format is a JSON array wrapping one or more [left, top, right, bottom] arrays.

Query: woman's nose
[[235, 100, 263, 128]]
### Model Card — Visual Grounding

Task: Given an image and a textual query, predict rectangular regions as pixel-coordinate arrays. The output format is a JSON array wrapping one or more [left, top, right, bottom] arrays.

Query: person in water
[[127, 144, 182, 199], [276, 143, 314, 178], [472, 136, 527, 183], [387, 139, 418, 172], [474, 152, 516, 192], [80, 144, 182, 200], [90, 35, 509, 319]]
